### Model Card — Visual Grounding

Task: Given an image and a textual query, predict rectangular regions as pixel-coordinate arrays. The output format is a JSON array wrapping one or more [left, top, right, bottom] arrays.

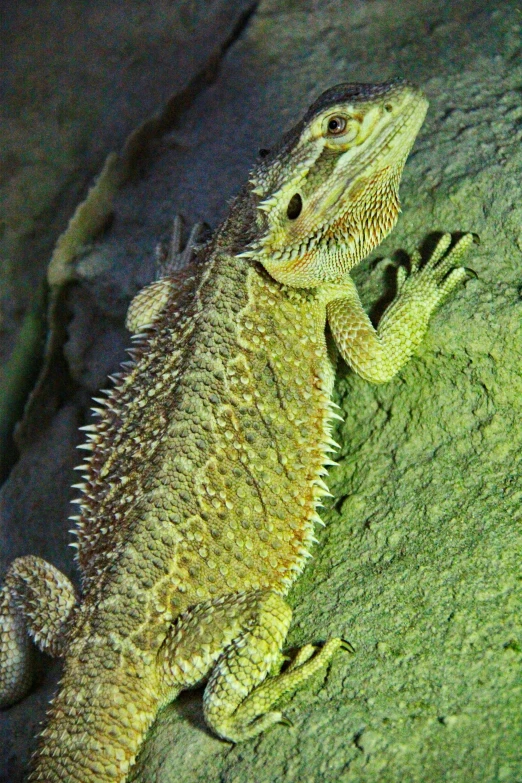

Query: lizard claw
[[340, 639, 355, 654], [156, 215, 212, 277]]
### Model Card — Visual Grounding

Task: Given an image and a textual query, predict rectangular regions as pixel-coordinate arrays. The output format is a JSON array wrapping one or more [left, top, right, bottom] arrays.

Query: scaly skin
[[0, 80, 474, 781]]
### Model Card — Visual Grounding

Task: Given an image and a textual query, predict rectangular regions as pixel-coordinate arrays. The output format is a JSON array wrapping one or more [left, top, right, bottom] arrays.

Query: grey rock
[[2, 1, 521, 782]]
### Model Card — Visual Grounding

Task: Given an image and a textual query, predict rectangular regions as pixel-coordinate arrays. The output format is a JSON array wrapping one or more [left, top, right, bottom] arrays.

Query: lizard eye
[[325, 115, 347, 136]]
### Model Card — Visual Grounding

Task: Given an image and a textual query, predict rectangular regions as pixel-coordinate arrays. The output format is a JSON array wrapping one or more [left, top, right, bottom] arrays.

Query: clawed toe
[[403, 232, 476, 301], [156, 215, 212, 277]]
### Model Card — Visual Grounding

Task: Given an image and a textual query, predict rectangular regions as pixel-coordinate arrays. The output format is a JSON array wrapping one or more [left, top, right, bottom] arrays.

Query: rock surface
[[1, 1, 521, 782]]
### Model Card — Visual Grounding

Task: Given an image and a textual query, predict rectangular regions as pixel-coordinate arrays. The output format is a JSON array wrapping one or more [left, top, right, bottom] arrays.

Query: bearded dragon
[[0, 80, 474, 782]]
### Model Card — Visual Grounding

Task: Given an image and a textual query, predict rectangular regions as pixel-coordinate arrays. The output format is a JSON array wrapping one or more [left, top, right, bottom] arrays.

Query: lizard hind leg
[[159, 590, 345, 743], [0, 556, 77, 707], [205, 631, 346, 743]]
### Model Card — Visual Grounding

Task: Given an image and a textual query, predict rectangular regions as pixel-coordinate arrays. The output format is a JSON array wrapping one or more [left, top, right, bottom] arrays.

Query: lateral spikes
[[281, 546, 311, 588], [74, 433, 111, 484], [312, 477, 334, 499], [110, 332, 152, 380], [130, 329, 153, 341], [325, 400, 344, 423], [70, 481, 98, 508], [285, 520, 320, 587], [73, 345, 148, 480], [323, 435, 341, 452], [304, 387, 343, 547], [68, 514, 83, 547], [67, 493, 89, 561], [76, 425, 101, 462], [125, 325, 155, 362], [290, 461, 335, 580], [78, 363, 131, 447], [71, 386, 115, 511], [88, 325, 154, 423], [73, 458, 92, 472], [280, 482, 328, 588], [320, 396, 341, 452], [318, 390, 344, 428], [307, 484, 329, 538], [68, 503, 99, 555]]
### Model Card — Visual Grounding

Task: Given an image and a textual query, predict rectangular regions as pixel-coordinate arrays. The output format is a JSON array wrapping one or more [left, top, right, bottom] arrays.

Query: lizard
[[0, 79, 475, 782]]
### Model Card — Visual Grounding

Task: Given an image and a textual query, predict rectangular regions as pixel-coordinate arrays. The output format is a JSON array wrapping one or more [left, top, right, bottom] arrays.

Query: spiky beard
[[260, 162, 403, 287]]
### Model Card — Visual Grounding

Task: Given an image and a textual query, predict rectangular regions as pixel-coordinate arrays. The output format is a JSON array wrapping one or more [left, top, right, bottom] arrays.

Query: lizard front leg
[[0, 556, 77, 707], [125, 216, 209, 334], [324, 233, 476, 383]]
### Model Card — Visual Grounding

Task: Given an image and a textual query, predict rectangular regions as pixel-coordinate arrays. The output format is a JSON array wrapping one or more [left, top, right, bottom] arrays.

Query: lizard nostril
[[286, 193, 303, 220]]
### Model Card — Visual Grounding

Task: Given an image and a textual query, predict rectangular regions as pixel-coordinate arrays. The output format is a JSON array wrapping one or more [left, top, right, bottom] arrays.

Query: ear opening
[[286, 193, 303, 220]]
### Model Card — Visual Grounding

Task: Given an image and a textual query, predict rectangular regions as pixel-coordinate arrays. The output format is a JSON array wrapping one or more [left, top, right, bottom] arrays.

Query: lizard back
[[74, 219, 338, 632]]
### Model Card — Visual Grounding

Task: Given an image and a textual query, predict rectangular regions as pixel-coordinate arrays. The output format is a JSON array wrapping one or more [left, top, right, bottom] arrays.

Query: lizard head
[[244, 80, 428, 287]]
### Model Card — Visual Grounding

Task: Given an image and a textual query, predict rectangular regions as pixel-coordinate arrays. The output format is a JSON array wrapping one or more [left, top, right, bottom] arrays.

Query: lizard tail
[[28, 656, 160, 782]]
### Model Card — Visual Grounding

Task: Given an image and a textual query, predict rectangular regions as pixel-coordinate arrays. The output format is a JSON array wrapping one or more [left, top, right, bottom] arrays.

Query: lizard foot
[[156, 214, 211, 278], [325, 232, 476, 384], [207, 636, 346, 743], [395, 232, 477, 312], [125, 215, 211, 334]]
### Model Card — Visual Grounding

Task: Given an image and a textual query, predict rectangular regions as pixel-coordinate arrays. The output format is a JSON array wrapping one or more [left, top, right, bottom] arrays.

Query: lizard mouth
[[345, 91, 427, 176]]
